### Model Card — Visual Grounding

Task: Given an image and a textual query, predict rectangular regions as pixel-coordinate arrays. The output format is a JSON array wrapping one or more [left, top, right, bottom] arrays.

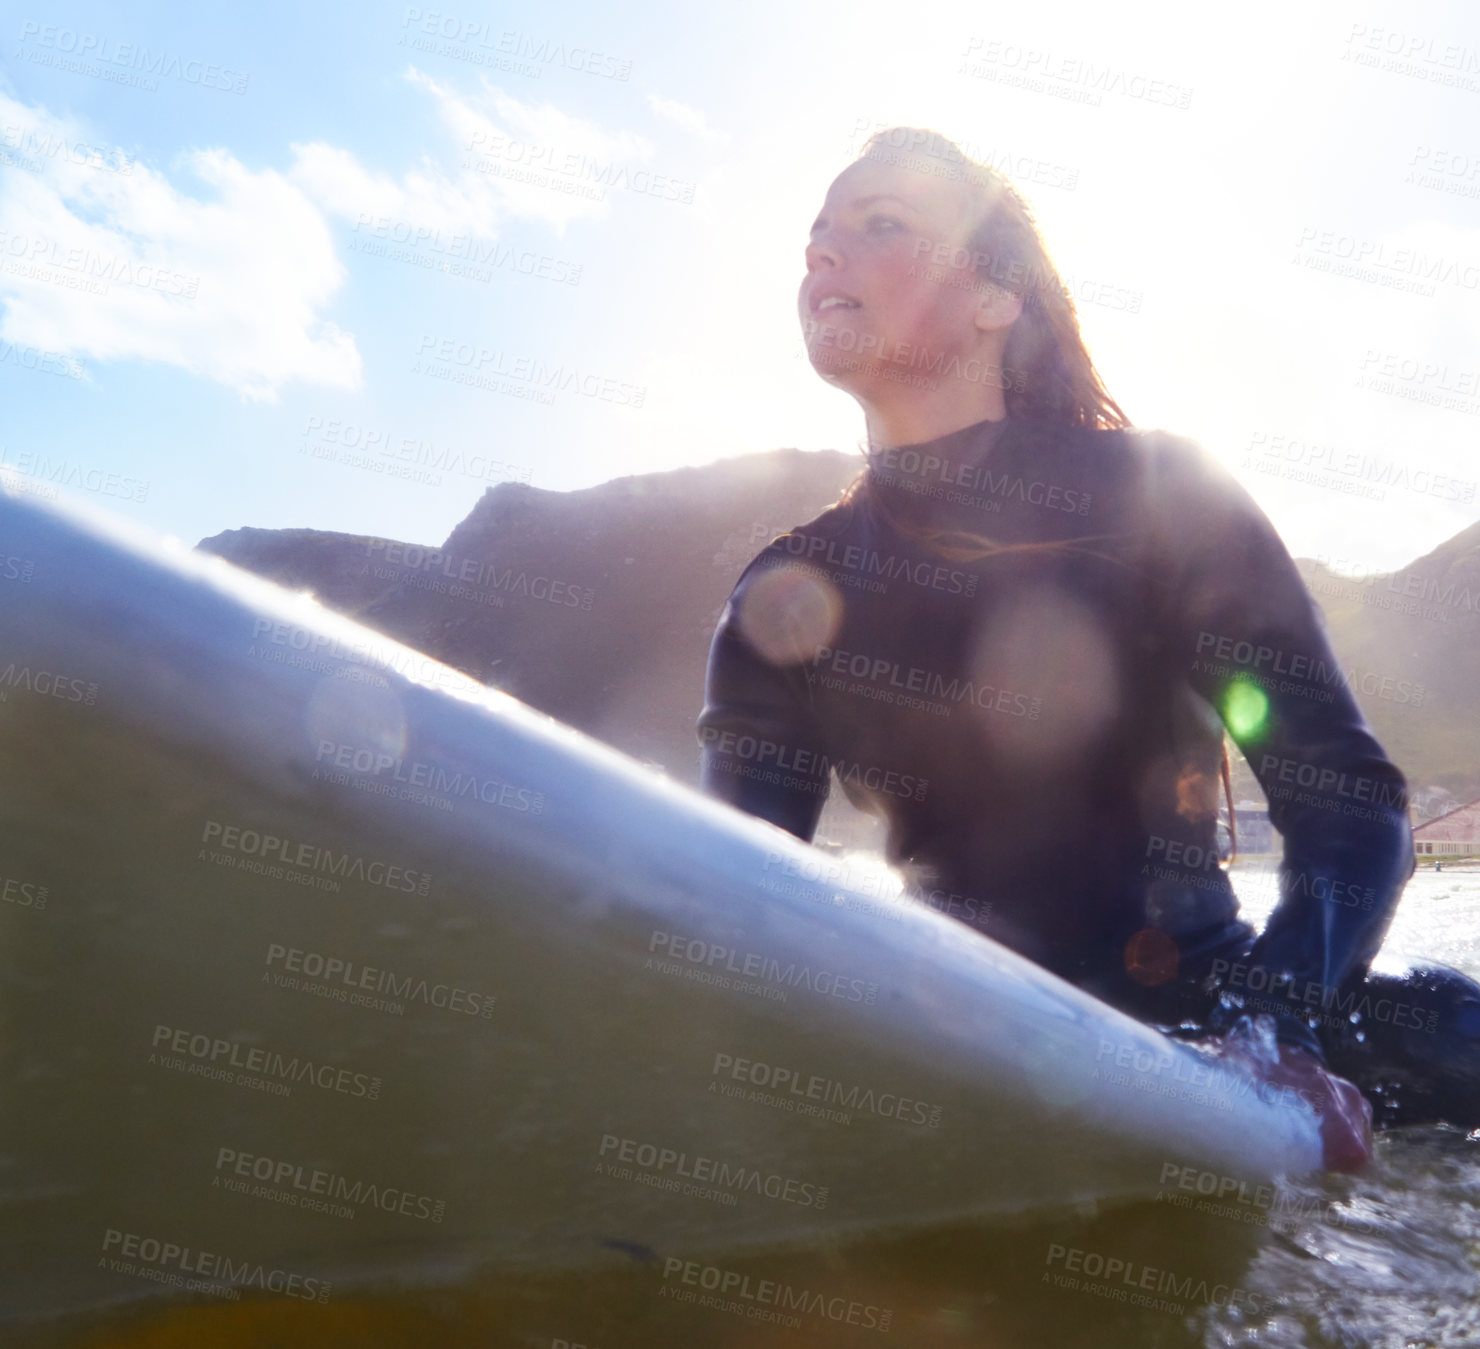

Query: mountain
[[198, 450, 1480, 835], [198, 448, 886, 850], [1294, 519, 1480, 806]]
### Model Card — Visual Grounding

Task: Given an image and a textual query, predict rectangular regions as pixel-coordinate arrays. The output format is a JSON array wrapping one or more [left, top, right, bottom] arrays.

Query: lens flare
[[1222, 677, 1270, 741], [965, 585, 1120, 770], [1124, 927, 1180, 987], [738, 564, 844, 666]]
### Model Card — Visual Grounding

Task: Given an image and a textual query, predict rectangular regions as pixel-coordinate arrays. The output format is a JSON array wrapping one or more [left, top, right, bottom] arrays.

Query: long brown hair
[[859, 127, 1130, 431], [833, 126, 1130, 556]]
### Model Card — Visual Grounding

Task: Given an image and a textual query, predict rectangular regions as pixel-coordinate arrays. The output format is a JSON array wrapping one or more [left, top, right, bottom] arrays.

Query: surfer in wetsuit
[[696, 127, 1480, 1170]]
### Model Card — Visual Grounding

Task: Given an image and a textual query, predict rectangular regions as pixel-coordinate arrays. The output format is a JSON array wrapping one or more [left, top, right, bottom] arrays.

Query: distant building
[[1414, 799, 1480, 858], [1227, 799, 1276, 855]]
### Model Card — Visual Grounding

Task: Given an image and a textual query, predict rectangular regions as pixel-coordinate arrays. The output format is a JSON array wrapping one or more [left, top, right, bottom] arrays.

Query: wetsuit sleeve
[[1149, 436, 1414, 1059], [696, 551, 832, 842]]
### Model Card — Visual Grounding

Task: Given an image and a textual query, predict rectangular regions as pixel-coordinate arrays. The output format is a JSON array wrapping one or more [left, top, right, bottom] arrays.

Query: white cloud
[[0, 94, 359, 403], [290, 68, 649, 239], [647, 93, 728, 145], [0, 75, 664, 403]]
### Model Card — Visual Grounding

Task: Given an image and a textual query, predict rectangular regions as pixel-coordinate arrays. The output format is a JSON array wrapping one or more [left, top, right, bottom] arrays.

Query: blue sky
[[2, 0, 1477, 572]]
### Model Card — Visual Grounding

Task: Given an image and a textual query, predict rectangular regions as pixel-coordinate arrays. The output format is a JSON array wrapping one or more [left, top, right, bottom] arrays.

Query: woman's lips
[[811, 292, 862, 315]]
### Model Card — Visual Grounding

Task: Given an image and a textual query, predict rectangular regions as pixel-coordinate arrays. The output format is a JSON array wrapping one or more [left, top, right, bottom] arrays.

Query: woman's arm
[[696, 550, 833, 841], [1148, 434, 1415, 1057]]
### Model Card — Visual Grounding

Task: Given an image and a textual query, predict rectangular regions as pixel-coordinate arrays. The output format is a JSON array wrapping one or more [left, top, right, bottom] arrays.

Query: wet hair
[[831, 126, 1130, 556], [854, 126, 1130, 431]]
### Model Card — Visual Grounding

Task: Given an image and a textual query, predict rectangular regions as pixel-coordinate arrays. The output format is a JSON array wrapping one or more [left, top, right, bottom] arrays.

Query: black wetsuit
[[697, 414, 1480, 1127]]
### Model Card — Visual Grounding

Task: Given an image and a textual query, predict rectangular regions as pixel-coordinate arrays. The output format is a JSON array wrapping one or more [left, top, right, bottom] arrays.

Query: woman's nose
[[805, 231, 842, 271]]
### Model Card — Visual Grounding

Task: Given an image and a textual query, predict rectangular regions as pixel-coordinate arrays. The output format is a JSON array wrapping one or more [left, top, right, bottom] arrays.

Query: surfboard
[[0, 484, 1321, 1334]]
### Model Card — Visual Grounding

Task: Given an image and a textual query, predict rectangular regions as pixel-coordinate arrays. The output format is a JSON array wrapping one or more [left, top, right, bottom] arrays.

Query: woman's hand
[[1261, 1043, 1374, 1173], [1207, 1021, 1373, 1172]]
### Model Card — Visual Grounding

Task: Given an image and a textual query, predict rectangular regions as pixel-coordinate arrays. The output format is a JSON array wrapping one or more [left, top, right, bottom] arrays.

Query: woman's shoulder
[[1040, 421, 1236, 495], [1026, 418, 1201, 463], [722, 487, 863, 591], [755, 488, 862, 553], [1005, 421, 1256, 543]]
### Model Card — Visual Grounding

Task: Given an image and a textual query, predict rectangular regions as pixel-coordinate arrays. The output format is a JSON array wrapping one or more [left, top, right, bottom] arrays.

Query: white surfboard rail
[[0, 484, 1321, 1328]]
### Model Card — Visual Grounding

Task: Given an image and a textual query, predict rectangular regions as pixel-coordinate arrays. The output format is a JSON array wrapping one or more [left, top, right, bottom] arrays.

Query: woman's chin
[[805, 346, 873, 389]]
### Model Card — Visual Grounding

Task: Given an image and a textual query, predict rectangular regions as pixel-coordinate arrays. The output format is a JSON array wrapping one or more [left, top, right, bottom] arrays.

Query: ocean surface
[[1193, 861, 1480, 1349]]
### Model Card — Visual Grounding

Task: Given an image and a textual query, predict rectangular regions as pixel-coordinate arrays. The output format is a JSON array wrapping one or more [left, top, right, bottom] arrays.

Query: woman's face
[[797, 155, 996, 390]]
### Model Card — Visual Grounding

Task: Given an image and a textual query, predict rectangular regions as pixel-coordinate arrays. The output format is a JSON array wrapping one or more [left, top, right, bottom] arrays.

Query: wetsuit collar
[[863, 414, 1015, 522]]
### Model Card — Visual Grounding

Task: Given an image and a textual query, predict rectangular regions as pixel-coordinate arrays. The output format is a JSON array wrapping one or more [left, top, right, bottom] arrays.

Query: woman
[[696, 127, 1480, 1170]]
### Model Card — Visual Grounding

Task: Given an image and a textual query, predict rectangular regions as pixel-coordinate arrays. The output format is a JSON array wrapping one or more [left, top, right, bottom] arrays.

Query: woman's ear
[[974, 281, 1023, 334]]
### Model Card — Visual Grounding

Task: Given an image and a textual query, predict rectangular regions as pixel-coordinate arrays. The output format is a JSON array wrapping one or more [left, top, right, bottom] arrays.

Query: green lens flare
[[1223, 678, 1269, 739]]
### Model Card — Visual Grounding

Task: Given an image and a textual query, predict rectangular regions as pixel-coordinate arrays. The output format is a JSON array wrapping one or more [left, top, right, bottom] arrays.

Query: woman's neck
[[859, 384, 1009, 453]]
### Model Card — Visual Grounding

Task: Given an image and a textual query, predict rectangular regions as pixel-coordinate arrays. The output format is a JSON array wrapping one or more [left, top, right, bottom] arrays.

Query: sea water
[[1196, 863, 1480, 1348]]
